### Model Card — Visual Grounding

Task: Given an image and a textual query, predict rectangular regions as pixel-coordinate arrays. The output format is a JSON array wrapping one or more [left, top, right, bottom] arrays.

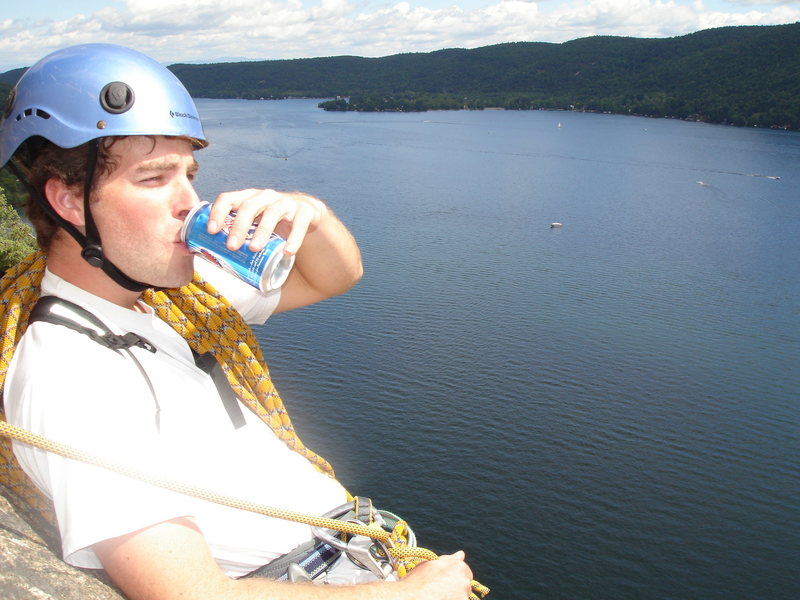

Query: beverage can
[[181, 201, 295, 292]]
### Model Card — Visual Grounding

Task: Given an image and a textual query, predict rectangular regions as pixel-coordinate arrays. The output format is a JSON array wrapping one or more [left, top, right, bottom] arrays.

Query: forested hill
[[166, 23, 799, 127], [2, 23, 799, 128]]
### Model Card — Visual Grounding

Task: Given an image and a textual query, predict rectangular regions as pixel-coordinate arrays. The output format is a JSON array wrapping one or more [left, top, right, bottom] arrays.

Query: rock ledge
[[0, 487, 124, 599]]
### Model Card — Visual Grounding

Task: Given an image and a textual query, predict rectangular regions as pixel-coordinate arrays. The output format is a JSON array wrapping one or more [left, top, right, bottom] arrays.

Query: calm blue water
[[193, 99, 799, 600]]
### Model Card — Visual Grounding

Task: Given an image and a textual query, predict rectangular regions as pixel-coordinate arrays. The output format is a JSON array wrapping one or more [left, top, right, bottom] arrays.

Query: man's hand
[[397, 552, 475, 600], [204, 188, 363, 311], [206, 189, 327, 255]]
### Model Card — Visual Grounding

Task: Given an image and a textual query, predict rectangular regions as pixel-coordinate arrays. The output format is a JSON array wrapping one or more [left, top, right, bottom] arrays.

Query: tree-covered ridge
[[1, 23, 799, 128], [0, 83, 11, 106], [0, 171, 35, 273], [164, 23, 800, 127], [0, 184, 37, 275]]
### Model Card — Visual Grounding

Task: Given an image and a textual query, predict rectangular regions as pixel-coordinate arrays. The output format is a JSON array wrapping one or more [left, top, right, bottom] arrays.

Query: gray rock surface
[[0, 487, 124, 599]]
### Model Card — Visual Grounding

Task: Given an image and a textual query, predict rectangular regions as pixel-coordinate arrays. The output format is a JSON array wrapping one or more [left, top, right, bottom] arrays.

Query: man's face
[[90, 136, 201, 289]]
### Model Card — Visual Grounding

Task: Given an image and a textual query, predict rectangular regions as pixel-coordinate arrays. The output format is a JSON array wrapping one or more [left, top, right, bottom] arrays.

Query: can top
[[181, 201, 211, 244]]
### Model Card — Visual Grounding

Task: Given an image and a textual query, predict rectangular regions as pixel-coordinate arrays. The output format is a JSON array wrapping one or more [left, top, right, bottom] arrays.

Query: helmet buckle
[[81, 244, 105, 268]]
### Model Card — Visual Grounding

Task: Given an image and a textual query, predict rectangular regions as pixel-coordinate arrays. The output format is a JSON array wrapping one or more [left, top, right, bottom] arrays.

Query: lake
[[192, 99, 799, 600]]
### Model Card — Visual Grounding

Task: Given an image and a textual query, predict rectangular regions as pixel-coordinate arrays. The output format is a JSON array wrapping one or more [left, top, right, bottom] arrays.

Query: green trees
[[175, 22, 800, 128], [0, 83, 11, 106], [318, 93, 488, 111], [0, 185, 37, 275], [0, 170, 26, 209]]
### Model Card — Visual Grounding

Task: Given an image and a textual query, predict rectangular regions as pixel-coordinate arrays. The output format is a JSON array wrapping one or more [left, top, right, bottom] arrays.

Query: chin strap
[[78, 139, 104, 268], [7, 141, 151, 292], [78, 140, 151, 292]]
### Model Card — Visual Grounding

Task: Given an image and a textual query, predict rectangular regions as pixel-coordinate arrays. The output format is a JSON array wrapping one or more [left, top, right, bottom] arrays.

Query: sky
[[1, 0, 798, 72]]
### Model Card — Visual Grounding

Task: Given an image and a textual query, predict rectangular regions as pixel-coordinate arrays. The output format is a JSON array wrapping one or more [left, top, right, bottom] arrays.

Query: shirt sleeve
[[193, 257, 280, 324], [6, 324, 196, 568]]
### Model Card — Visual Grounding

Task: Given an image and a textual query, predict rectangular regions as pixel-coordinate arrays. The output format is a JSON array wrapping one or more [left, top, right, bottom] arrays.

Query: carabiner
[[345, 535, 394, 580]]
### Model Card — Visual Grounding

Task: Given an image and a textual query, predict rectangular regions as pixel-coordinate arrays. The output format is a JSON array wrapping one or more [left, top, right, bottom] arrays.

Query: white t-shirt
[[3, 259, 348, 575]]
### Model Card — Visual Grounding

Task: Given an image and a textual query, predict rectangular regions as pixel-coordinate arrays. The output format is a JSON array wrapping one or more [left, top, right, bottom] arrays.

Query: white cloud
[[0, 0, 797, 71]]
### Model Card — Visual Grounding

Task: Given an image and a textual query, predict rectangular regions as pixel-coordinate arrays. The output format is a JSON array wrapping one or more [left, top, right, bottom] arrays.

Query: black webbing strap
[[354, 496, 374, 525], [30, 296, 156, 353], [29, 295, 161, 427], [191, 349, 246, 429], [28, 296, 246, 429]]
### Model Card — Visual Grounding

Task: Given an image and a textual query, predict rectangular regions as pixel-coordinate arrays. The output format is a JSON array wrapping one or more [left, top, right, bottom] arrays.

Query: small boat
[[550, 222, 563, 228]]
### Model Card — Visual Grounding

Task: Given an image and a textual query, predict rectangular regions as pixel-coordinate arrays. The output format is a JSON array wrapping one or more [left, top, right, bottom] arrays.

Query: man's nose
[[175, 178, 200, 218]]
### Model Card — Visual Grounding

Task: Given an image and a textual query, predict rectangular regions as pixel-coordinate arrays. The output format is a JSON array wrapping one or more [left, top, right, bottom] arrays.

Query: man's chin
[[144, 265, 196, 291], [164, 273, 196, 290]]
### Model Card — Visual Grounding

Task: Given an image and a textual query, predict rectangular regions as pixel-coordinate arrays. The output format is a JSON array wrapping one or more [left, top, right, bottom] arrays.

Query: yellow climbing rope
[[0, 250, 489, 599]]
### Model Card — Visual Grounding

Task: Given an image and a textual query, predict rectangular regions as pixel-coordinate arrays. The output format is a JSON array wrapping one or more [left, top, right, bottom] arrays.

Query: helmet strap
[[80, 139, 151, 292], [80, 139, 104, 267]]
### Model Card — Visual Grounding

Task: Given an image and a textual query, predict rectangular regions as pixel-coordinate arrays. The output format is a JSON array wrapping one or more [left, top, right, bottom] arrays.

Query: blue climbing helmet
[[0, 43, 206, 167], [0, 44, 207, 292]]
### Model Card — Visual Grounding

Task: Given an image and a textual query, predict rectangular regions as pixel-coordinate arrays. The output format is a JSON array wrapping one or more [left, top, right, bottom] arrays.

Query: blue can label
[[181, 202, 294, 292]]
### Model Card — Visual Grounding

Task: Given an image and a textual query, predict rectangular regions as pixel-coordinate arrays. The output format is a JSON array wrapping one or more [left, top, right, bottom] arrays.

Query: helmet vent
[[100, 81, 135, 114], [14, 107, 51, 122]]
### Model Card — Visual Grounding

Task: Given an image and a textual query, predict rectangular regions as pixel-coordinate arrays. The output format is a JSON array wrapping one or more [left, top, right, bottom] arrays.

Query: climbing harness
[[0, 251, 490, 598], [243, 498, 415, 584]]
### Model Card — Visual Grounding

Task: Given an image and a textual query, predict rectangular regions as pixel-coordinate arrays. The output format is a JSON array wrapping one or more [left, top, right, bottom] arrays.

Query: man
[[0, 44, 474, 599]]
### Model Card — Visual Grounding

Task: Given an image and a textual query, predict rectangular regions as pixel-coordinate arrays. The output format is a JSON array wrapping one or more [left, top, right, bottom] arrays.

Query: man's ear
[[44, 178, 85, 228]]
